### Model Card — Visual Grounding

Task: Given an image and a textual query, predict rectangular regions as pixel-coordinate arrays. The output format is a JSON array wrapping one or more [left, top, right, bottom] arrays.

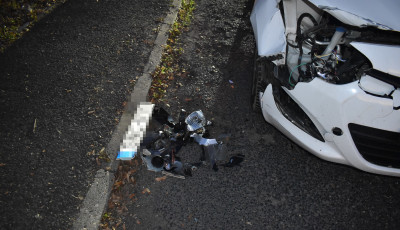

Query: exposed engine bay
[[250, 0, 400, 177], [281, 4, 400, 88]]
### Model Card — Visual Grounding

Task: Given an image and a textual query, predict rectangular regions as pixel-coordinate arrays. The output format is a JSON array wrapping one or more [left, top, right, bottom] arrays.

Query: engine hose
[[296, 13, 318, 80]]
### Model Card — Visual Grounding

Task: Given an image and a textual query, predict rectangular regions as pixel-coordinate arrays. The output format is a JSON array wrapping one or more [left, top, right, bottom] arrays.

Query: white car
[[250, 0, 400, 176]]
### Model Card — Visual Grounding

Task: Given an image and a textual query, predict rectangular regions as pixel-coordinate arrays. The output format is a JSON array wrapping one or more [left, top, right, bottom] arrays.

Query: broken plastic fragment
[[223, 154, 244, 167], [162, 171, 185, 179], [151, 156, 165, 168], [141, 155, 163, 172], [142, 148, 151, 156], [185, 110, 207, 131], [152, 106, 174, 127], [191, 133, 218, 146], [202, 145, 219, 170]]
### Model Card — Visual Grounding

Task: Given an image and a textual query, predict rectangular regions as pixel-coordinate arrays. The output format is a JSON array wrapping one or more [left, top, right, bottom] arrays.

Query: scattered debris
[[162, 171, 185, 179], [138, 106, 243, 178], [33, 118, 37, 133], [155, 176, 167, 182], [141, 188, 151, 194], [223, 154, 244, 167], [142, 155, 163, 172], [117, 104, 244, 182], [185, 110, 208, 131]]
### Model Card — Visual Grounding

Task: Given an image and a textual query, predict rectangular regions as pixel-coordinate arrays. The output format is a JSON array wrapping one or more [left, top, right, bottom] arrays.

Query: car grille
[[349, 123, 400, 168]]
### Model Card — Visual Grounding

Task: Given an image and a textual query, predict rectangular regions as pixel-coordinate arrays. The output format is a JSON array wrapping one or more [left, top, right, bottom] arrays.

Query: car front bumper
[[260, 78, 400, 176]]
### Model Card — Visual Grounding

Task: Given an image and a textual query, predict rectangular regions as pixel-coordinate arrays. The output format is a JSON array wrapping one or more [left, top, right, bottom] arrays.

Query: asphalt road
[[1, 0, 400, 229], [113, 0, 400, 229], [0, 0, 170, 229]]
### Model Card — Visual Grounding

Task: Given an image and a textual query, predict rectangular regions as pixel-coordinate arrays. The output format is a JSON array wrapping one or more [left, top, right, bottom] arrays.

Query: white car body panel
[[359, 75, 395, 96], [260, 79, 400, 176], [309, 0, 400, 31], [393, 89, 400, 108], [252, 0, 400, 176], [250, 0, 286, 57], [351, 42, 400, 77]]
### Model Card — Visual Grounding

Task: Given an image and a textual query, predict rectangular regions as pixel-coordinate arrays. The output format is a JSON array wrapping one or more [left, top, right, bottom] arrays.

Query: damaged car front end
[[250, 0, 400, 176]]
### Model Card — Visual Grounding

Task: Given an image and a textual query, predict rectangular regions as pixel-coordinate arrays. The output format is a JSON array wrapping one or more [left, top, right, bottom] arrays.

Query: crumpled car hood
[[309, 0, 400, 31]]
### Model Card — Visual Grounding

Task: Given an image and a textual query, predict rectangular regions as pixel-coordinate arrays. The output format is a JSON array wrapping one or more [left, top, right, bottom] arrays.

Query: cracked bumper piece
[[260, 78, 400, 176]]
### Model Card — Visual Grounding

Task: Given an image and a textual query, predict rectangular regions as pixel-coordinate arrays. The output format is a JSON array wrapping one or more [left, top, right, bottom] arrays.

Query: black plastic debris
[[141, 106, 236, 177], [151, 156, 164, 168], [223, 154, 245, 167]]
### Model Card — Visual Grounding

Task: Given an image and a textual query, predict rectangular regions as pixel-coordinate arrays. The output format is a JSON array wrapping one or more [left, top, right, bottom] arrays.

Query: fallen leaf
[[0, 163, 5, 167], [141, 188, 151, 194], [108, 200, 115, 209], [110, 193, 122, 203], [113, 181, 123, 190], [136, 220, 141, 225], [99, 147, 106, 155], [33, 118, 37, 133], [230, 85, 234, 89], [125, 173, 131, 183], [184, 98, 192, 101], [129, 193, 136, 199], [155, 176, 167, 182]]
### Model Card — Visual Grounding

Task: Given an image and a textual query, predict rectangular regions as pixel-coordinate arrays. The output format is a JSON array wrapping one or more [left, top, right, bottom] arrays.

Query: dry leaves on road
[[141, 188, 151, 194], [155, 176, 167, 182]]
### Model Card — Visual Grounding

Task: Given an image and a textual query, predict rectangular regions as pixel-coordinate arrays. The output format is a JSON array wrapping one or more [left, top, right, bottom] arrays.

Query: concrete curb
[[72, 0, 181, 229]]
